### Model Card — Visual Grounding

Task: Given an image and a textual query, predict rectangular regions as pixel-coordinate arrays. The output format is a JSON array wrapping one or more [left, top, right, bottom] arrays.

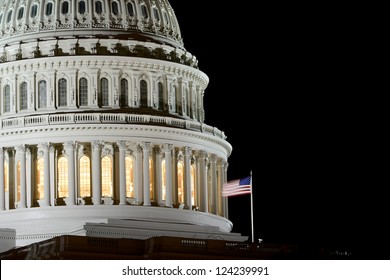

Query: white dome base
[[0, 205, 239, 250]]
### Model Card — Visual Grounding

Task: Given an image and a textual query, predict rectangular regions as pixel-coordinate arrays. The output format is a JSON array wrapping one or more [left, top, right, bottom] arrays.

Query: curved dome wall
[[0, 0, 236, 249]]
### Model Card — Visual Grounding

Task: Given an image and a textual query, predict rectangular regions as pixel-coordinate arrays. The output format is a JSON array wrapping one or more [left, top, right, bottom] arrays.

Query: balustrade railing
[[1, 112, 227, 140]]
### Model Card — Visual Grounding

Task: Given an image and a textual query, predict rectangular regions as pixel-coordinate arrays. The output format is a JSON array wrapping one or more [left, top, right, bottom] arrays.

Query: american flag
[[222, 176, 252, 197]]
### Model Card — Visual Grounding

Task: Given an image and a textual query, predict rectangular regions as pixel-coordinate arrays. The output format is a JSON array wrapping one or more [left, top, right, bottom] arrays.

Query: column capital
[[162, 144, 173, 153], [117, 140, 128, 150], [197, 150, 207, 159], [92, 140, 104, 150], [38, 142, 51, 151], [141, 142, 151, 152], [210, 154, 218, 163], [184, 146, 192, 157], [16, 145, 26, 154], [0, 147, 4, 156], [64, 141, 77, 151]]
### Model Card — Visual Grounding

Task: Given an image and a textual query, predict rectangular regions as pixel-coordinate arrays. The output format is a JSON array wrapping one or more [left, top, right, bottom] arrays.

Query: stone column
[[92, 141, 103, 205], [198, 150, 208, 212], [49, 146, 55, 207], [142, 142, 151, 206], [64, 142, 76, 205], [184, 147, 192, 210], [155, 147, 163, 206], [217, 159, 225, 217], [26, 148, 32, 208], [223, 162, 229, 218], [163, 144, 173, 207], [134, 144, 143, 205], [118, 141, 127, 205], [0, 148, 4, 211], [209, 154, 218, 215], [17, 146, 27, 208]]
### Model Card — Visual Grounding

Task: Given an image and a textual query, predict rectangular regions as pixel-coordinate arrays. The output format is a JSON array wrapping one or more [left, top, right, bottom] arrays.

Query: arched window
[[36, 158, 44, 200], [79, 156, 91, 197], [4, 85, 11, 113], [17, 162, 21, 202], [95, 1, 103, 14], [58, 78, 67, 107], [149, 158, 154, 200], [191, 165, 196, 206], [153, 7, 159, 21], [186, 89, 190, 116], [31, 4, 38, 18], [46, 2, 53, 16], [120, 78, 128, 107], [78, 1, 86, 14], [141, 5, 148, 19], [161, 159, 166, 201], [158, 82, 164, 110], [162, 11, 168, 24], [20, 82, 28, 110], [140, 80, 148, 107], [17, 7, 24, 20], [58, 157, 68, 198], [100, 78, 109, 106], [61, 1, 69, 14], [177, 161, 184, 203], [125, 156, 134, 198], [111, 1, 119, 15], [38, 80, 47, 109], [102, 156, 113, 197], [127, 2, 134, 17], [79, 78, 88, 106], [7, 10, 12, 23]]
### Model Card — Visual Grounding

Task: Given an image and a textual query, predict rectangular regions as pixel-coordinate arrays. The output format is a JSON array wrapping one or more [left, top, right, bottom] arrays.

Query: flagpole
[[250, 170, 254, 243]]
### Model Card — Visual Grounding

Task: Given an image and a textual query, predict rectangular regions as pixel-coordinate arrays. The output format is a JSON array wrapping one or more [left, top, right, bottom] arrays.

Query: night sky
[[169, 1, 386, 259]]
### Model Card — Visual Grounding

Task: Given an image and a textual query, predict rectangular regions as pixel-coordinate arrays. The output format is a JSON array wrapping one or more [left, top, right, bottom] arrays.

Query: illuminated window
[[36, 158, 44, 200], [58, 78, 67, 107], [149, 158, 154, 200], [79, 78, 88, 106], [101, 156, 112, 197], [141, 5, 148, 19], [140, 80, 148, 107], [127, 2, 134, 17], [161, 159, 166, 200], [111, 1, 119, 15], [4, 161, 9, 193], [125, 156, 134, 198], [20, 82, 28, 110], [158, 82, 163, 110], [120, 78, 128, 107], [31, 4, 38, 18], [58, 157, 68, 198], [17, 161, 21, 201], [79, 156, 91, 197], [62, 1, 69, 15], [38, 80, 47, 108], [177, 161, 184, 203], [95, 1, 103, 15], [79, 1, 86, 14], [101, 78, 109, 106], [17, 7, 24, 20], [46, 3, 53, 16], [191, 165, 196, 206], [4, 85, 11, 113]]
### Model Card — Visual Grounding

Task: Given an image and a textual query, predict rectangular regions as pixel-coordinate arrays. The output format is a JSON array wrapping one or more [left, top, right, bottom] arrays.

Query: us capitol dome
[[0, 0, 243, 251]]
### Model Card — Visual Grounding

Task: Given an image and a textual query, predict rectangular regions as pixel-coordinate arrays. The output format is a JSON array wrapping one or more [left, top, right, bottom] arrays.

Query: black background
[[168, 1, 385, 259]]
